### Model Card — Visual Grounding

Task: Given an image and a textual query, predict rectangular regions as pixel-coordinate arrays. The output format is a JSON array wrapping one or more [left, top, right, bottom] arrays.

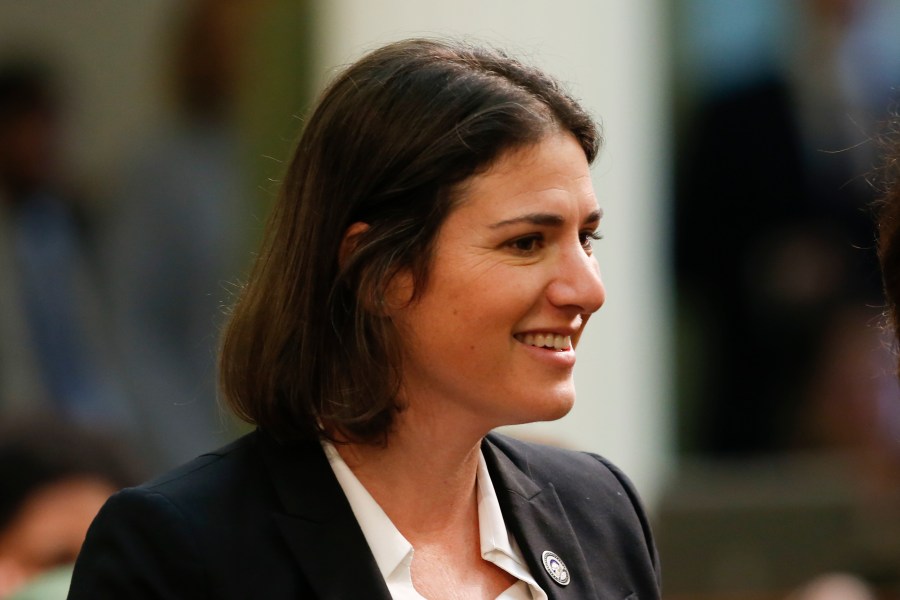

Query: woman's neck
[[334, 409, 485, 541], [333, 410, 521, 598]]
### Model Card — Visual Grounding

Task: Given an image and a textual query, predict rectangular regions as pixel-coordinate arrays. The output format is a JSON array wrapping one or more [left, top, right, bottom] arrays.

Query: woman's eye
[[580, 230, 603, 251], [508, 235, 542, 253]]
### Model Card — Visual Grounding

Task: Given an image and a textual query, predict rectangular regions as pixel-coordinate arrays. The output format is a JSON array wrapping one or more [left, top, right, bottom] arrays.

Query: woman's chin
[[539, 396, 576, 423], [501, 392, 576, 428]]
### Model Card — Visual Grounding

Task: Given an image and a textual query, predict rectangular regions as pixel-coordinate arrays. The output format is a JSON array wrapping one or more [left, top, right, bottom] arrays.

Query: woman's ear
[[339, 221, 414, 314], [339, 222, 370, 269]]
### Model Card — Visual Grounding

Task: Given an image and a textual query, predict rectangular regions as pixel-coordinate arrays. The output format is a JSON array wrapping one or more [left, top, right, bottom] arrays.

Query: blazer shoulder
[[69, 483, 209, 598], [485, 431, 662, 592], [70, 431, 287, 599], [140, 432, 259, 494], [484, 431, 651, 514], [485, 431, 632, 495]]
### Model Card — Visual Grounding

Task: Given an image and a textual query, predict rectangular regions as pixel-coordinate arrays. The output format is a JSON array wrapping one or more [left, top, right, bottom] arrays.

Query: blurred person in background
[[0, 417, 137, 599], [664, 4, 900, 591], [0, 60, 130, 429], [675, 0, 900, 458], [774, 119, 898, 600], [105, 0, 256, 470]]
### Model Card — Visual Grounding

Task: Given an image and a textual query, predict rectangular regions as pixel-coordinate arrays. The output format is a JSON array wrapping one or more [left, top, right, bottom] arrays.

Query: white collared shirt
[[323, 442, 548, 600]]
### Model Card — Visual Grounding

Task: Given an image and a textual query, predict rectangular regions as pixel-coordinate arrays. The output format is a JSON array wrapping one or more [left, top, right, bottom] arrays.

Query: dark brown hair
[[219, 38, 600, 444], [877, 115, 900, 372]]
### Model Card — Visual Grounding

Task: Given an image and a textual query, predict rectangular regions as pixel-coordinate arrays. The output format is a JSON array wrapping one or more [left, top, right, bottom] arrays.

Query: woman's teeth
[[516, 333, 572, 351]]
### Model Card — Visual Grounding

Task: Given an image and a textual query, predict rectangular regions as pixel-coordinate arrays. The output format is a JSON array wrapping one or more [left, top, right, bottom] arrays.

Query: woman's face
[[389, 131, 605, 434]]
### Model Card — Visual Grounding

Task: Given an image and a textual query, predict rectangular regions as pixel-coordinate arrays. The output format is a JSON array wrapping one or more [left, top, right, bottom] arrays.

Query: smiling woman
[[68, 38, 661, 600]]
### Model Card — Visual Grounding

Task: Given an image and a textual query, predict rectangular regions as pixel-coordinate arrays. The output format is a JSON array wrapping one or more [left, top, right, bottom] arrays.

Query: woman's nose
[[547, 247, 606, 314]]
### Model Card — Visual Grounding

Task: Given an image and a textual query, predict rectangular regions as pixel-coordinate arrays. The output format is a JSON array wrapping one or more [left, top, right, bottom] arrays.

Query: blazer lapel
[[259, 433, 392, 600], [482, 436, 600, 600]]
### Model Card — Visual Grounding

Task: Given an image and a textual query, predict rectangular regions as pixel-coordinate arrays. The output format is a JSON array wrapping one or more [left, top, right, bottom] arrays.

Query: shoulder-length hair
[[219, 38, 600, 444]]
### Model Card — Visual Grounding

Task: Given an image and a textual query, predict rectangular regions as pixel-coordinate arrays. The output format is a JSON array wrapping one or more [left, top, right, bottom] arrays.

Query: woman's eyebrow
[[489, 207, 603, 229], [490, 213, 563, 228], [584, 208, 603, 224]]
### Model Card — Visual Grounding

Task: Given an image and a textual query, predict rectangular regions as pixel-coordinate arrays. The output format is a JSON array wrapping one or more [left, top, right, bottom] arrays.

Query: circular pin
[[541, 550, 570, 586]]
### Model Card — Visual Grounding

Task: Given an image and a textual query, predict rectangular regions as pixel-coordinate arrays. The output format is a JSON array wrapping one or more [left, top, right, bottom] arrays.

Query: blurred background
[[0, 0, 898, 598]]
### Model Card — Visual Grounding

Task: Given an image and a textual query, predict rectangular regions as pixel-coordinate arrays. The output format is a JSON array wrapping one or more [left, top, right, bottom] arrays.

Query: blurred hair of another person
[[0, 59, 131, 428], [104, 0, 257, 471], [0, 417, 138, 599], [675, 0, 900, 458], [873, 114, 900, 485], [877, 115, 900, 369]]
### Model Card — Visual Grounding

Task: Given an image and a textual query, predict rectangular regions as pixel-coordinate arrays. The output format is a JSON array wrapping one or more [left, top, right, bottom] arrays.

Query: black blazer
[[68, 431, 661, 599]]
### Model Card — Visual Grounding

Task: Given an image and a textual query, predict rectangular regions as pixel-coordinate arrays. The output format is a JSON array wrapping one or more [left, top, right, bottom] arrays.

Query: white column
[[317, 0, 673, 508]]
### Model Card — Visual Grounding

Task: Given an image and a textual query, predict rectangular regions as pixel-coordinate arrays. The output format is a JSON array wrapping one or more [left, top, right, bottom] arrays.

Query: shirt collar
[[475, 448, 524, 564], [322, 440, 542, 599], [322, 441, 412, 579]]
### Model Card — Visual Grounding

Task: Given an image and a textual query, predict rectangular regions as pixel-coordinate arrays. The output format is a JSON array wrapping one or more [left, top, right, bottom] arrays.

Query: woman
[[68, 38, 661, 599]]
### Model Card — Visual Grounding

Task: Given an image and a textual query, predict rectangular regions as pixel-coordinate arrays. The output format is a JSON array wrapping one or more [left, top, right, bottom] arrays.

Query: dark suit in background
[[68, 431, 661, 599]]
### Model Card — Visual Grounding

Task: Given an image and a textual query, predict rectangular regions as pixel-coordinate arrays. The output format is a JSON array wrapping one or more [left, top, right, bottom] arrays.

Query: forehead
[[452, 132, 597, 219]]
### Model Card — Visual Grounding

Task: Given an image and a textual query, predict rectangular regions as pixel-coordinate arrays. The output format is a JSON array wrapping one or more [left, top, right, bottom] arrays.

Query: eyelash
[[580, 230, 604, 250], [506, 230, 603, 254]]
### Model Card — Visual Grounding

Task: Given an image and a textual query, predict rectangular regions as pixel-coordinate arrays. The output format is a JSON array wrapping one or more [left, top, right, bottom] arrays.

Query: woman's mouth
[[514, 333, 572, 351]]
